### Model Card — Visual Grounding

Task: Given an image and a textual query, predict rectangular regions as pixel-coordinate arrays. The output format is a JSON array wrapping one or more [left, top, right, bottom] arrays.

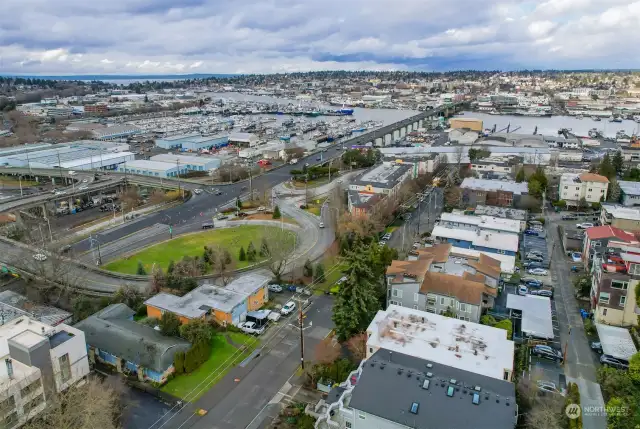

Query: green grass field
[[0, 177, 38, 187], [161, 332, 257, 401], [103, 225, 294, 274]]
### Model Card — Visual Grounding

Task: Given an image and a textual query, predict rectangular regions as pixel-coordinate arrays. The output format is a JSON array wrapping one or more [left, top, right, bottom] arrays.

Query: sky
[[1, 0, 640, 75]]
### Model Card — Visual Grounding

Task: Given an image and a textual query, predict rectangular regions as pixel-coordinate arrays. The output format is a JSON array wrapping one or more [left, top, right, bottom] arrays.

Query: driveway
[[546, 212, 607, 429]]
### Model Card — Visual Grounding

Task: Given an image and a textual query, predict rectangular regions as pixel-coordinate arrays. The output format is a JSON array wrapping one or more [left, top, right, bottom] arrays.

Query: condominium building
[[0, 316, 90, 428], [559, 173, 609, 207]]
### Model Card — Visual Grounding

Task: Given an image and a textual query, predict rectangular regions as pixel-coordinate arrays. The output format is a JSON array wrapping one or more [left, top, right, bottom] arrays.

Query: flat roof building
[[506, 294, 554, 340], [150, 154, 221, 171], [366, 305, 515, 381], [349, 162, 412, 196], [439, 213, 521, 235], [118, 160, 181, 178], [155, 134, 229, 151], [92, 124, 142, 141], [228, 132, 259, 147], [619, 180, 640, 207]]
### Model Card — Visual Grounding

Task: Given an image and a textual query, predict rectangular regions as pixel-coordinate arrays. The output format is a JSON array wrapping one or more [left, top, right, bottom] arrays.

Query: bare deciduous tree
[[206, 244, 236, 285], [314, 336, 341, 364], [345, 333, 367, 363], [261, 226, 296, 281], [23, 376, 123, 429]]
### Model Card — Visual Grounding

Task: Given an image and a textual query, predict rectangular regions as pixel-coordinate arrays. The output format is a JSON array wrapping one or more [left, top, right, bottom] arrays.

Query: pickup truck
[[239, 321, 265, 335], [289, 158, 298, 165]]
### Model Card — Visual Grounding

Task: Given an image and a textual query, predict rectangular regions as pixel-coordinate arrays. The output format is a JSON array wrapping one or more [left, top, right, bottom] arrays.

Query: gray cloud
[[1, 0, 639, 74]]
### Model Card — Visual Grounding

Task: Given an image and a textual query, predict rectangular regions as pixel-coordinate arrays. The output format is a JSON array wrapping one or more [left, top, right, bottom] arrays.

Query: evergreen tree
[[236, 197, 243, 210], [303, 259, 313, 277], [136, 261, 147, 275], [167, 260, 175, 274], [259, 238, 269, 257], [272, 205, 281, 219], [239, 246, 246, 261], [223, 249, 232, 265], [314, 263, 326, 283], [173, 351, 185, 374], [159, 312, 181, 337], [246, 242, 257, 262], [515, 167, 525, 183], [332, 250, 382, 341], [608, 178, 622, 202], [598, 154, 616, 179], [612, 150, 624, 174]]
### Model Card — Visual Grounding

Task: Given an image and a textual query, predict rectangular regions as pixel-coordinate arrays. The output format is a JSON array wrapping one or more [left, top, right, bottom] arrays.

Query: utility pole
[[249, 168, 253, 202], [56, 151, 63, 182], [299, 304, 305, 370], [18, 176, 22, 198], [328, 159, 333, 183], [176, 159, 183, 199]]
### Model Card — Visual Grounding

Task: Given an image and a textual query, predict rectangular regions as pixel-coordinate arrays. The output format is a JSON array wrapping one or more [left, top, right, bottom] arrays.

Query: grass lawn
[[291, 177, 330, 189], [385, 226, 399, 234], [0, 177, 38, 187], [161, 332, 257, 401], [315, 255, 347, 293], [305, 206, 321, 216], [103, 225, 295, 274]]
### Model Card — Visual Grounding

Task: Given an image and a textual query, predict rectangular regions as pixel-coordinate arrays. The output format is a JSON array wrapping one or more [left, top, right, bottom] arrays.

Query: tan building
[[601, 204, 640, 231], [559, 172, 609, 207], [449, 117, 483, 132]]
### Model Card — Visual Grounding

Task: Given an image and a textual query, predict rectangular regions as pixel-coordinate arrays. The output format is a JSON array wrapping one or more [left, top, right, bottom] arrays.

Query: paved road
[[153, 295, 335, 429], [546, 213, 606, 429], [387, 187, 443, 252]]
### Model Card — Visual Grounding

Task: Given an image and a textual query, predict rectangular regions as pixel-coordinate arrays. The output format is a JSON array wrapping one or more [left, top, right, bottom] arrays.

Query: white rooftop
[[59, 151, 134, 168], [619, 181, 640, 196], [506, 294, 554, 340], [366, 305, 515, 381], [150, 153, 213, 165], [432, 225, 519, 252], [440, 213, 520, 234], [122, 159, 178, 171], [595, 323, 637, 360], [460, 178, 528, 194], [602, 204, 640, 221]]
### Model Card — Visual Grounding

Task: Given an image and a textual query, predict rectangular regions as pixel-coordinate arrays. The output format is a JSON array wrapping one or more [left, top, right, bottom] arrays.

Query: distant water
[[0, 73, 233, 83], [457, 111, 640, 139]]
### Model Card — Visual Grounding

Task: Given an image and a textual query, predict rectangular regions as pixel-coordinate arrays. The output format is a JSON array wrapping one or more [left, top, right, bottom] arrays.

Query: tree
[[598, 153, 616, 179], [612, 150, 624, 174], [332, 248, 382, 341], [167, 260, 175, 274], [239, 246, 246, 261], [445, 187, 462, 209], [246, 242, 257, 262], [628, 352, 640, 383], [515, 167, 526, 183], [112, 284, 145, 311], [236, 197, 243, 210], [453, 145, 465, 168], [174, 351, 185, 374], [261, 227, 296, 281], [179, 319, 212, 344], [345, 333, 367, 363], [606, 397, 632, 429], [136, 261, 147, 275], [149, 265, 165, 293], [259, 238, 269, 257], [272, 205, 281, 219], [608, 178, 622, 203], [493, 319, 513, 339], [578, 197, 589, 211], [314, 336, 341, 365], [314, 263, 326, 283], [528, 179, 543, 198], [159, 312, 181, 337], [303, 259, 313, 277], [22, 376, 122, 429]]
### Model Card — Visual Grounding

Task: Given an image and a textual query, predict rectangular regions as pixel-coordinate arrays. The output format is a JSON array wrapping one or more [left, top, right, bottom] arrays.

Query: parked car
[[532, 345, 563, 363], [257, 206, 266, 212], [576, 222, 594, 229], [236, 212, 248, 218], [216, 214, 229, 220], [382, 233, 391, 241], [562, 214, 578, 220], [526, 254, 544, 262], [590, 342, 603, 354], [32, 253, 47, 262], [267, 311, 281, 322], [536, 380, 565, 396], [600, 355, 629, 370], [524, 229, 539, 236], [522, 278, 543, 288], [518, 285, 528, 296], [193, 189, 203, 195], [571, 252, 582, 262], [59, 244, 72, 254], [202, 222, 215, 229], [530, 289, 554, 298], [268, 284, 283, 293], [528, 250, 544, 257], [528, 268, 549, 276], [319, 222, 325, 228], [280, 301, 296, 316], [239, 321, 266, 336], [523, 261, 544, 269]]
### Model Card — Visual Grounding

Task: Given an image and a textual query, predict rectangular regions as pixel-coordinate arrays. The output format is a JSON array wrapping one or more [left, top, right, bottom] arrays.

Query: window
[[23, 394, 44, 414], [422, 380, 430, 390], [389, 300, 400, 306], [426, 308, 435, 313], [631, 264, 640, 276], [611, 281, 628, 290], [1, 412, 17, 429], [446, 386, 455, 397], [358, 412, 366, 420], [410, 402, 419, 414], [620, 296, 627, 306], [504, 371, 510, 381], [346, 422, 352, 428], [20, 381, 41, 398], [460, 303, 467, 313], [603, 308, 608, 316], [427, 296, 436, 306], [369, 347, 373, 354], [414, 293, 419, 302], [392, 289, 403, 298], [588, 188, 593, 192], [59, 353, 71, 383], [472, 393, 480, 405], [440, 297, 446, 305], [0, 395, 15, 413], [599, 292, 610, 304]]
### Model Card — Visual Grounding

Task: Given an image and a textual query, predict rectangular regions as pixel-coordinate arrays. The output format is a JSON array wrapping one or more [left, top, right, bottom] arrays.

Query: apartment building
[[582, 225, 638, 269], [590, 247, 640, 327], [438, 213, 521, 235], [431, 225, 519, 257], [460, 178, 528, 208], [619, 181, 640, 207], [601, 204, 640, 231], [559, 172, 609, 207], [386, 244, 501, 323], [0, 316, 90, 428]]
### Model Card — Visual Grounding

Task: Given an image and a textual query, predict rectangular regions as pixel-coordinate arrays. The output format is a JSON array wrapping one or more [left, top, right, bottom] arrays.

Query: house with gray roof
[[74, 304, 190, 383], [309, 348, 517, 429]]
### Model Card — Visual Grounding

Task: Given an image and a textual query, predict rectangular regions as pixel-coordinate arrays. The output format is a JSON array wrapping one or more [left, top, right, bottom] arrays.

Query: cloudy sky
[[1, 0, 639, 75]]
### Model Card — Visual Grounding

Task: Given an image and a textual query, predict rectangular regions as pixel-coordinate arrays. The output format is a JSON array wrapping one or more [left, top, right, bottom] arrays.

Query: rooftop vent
[[426, 372, 433, 378], [426, 363, 433, 368], [446, 386, 455, 397]]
